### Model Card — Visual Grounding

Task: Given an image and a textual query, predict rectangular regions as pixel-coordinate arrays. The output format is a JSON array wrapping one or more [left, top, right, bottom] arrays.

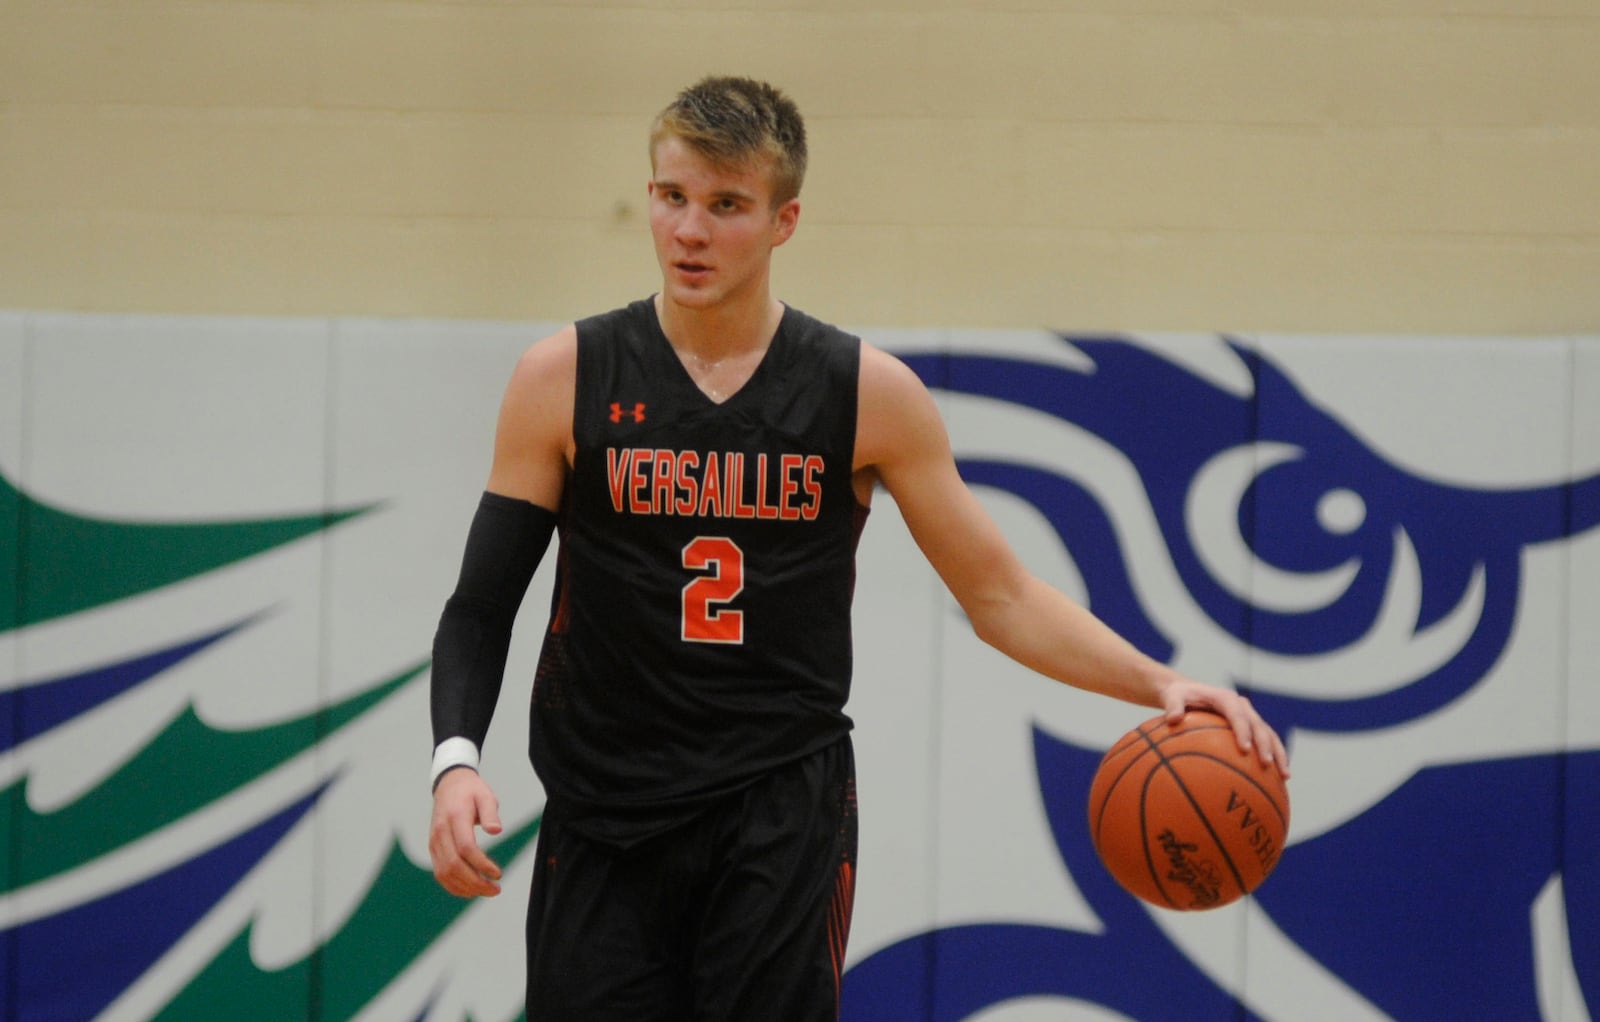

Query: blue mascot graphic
[[842, 335, 1600, 1022]]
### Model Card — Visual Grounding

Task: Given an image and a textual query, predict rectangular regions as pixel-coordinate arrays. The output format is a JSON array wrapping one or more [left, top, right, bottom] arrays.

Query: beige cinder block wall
[[2, 1, 1596, 333]]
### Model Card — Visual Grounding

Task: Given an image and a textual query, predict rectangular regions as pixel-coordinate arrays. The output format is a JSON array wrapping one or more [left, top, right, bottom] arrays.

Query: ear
[[772, 198, 801, 247]]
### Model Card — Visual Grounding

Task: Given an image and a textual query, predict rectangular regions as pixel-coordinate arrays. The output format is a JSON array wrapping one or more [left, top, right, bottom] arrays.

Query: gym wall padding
[[2, 314, 1596, 1021]]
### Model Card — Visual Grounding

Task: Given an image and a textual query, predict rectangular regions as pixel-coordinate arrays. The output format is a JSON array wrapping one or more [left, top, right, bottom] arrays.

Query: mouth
[[673, 260, 712, 279]]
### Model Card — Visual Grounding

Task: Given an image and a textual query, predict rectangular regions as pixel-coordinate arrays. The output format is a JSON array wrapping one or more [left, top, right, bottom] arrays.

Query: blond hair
[[650, 76, 808, 208]]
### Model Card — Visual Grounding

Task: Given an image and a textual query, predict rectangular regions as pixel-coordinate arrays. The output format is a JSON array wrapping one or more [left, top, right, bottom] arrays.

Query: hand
[[429, 768, 505, 898], [1160, 678, 1290, 778]]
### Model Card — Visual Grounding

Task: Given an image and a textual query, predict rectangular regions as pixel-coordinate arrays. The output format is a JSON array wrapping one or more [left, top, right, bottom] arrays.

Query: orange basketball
[[1087, 710, 1289, 910]]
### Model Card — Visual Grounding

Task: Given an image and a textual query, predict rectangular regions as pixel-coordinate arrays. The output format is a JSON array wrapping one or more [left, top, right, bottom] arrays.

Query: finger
[[1162, 688, 1190, 722], [433, 838, 501, 898], [1267, 727, 1291, 778], [440, 862, 501, 899], [451, 816, 502, 881], [431, 817, 498, 891], [1223, 699, 1257, 756], [462, 846, 503, 884], [478, 791, 504, 837], [457, 867, 502, 898], [1239, 707, 1292, 778], [431, 845, 485, 899]]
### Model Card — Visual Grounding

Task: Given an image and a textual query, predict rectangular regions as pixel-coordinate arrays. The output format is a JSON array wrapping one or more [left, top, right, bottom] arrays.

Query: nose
[[674, 204, 711, 246]]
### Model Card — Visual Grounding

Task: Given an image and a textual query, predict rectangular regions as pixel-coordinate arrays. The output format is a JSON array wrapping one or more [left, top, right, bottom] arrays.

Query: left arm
[[854, 343, 1287, 773]]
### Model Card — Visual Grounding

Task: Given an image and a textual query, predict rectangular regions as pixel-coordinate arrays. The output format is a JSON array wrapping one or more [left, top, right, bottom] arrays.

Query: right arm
[[854, 343, 1286, 772], [428, 327, 576, 898]]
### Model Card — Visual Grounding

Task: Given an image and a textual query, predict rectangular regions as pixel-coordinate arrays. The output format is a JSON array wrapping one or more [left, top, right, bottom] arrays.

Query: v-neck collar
[[642, 297, 790, 408]]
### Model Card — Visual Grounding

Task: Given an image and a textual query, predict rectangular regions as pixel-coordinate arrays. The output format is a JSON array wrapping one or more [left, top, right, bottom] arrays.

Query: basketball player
[[428, 75, 1289, 1020]]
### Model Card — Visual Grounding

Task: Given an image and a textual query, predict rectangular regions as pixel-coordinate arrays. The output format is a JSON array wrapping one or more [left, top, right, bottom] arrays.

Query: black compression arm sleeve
[[430, 491, 557, 750]]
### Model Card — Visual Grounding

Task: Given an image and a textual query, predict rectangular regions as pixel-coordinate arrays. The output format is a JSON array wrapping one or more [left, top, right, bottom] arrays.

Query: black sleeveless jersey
[[529, 298, 866, 837]]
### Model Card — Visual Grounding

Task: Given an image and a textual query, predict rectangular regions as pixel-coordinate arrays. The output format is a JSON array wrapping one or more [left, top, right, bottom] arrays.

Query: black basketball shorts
[[524, 738, 859, 1020]]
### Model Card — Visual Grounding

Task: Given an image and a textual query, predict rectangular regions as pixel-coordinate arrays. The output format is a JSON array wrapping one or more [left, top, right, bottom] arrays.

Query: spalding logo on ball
[[1088, 710, 1290, 910]]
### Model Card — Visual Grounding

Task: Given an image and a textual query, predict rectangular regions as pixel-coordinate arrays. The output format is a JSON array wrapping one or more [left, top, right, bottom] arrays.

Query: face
[[648, 134, 800, 312]]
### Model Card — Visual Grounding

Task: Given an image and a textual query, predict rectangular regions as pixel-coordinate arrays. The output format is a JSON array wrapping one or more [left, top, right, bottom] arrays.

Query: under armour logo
[[609, 402, 647, 424]]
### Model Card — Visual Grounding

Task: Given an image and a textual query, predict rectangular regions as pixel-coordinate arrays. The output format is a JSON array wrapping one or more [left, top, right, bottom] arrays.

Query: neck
[[655, 289, 783, 361]]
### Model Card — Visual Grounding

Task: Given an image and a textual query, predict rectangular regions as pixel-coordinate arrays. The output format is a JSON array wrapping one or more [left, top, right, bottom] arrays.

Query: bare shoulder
[[486, 325, 577, 505], [855, 340, 948, 473], [509, 324, 578, 395], [857, 340, 928, 398], [501, 325, 578, 428]]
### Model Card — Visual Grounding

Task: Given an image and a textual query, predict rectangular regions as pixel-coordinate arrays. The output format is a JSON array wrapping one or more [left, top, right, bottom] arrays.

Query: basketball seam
[[1133, 720, 1185, 909], [1149, 757, 1251, 906], [1133, 717, 1251, 909], [1164, 752, 1290, 826], [1090, 739, 1160, 846], [1091, 713, 1286, 910]]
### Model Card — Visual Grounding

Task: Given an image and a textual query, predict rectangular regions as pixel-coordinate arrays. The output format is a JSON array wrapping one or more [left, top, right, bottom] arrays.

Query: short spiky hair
[[650, 76, 808, 207]]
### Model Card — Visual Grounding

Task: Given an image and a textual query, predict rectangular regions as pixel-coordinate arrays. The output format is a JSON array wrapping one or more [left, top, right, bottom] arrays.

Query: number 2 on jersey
[[681, 536, 745, 644]]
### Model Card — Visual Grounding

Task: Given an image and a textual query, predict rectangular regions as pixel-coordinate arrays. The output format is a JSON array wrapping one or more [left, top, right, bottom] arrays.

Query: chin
[[663, 283, 721, 308]]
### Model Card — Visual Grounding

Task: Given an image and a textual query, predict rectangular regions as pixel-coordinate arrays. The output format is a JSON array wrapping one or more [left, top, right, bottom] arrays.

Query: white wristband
[[430, 737, 481, 789]]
